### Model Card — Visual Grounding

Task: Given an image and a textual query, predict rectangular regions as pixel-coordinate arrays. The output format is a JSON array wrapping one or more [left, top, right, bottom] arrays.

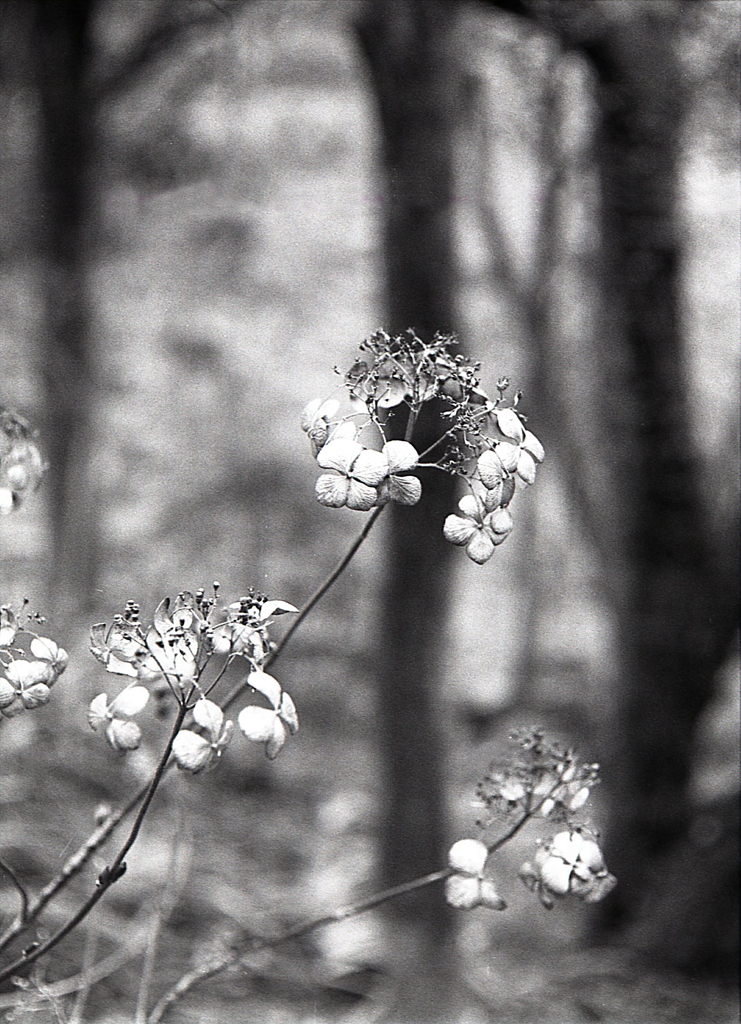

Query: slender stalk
[[0, 702, 188, 986], [147, 802, 544, 1023], [219, 505, 385, 714], [0, 857, 29, 924]]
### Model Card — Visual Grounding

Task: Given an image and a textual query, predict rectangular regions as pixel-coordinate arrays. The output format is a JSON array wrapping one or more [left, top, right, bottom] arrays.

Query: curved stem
[[0, 703, 188, 985], [148, 804, 544, 1023], [0, 858, 29, 924], [220, 505, 385, 713]]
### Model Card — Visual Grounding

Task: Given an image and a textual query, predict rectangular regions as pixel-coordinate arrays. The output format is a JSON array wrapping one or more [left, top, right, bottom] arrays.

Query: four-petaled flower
[[519, 831, 617, 909], [238, 670, 299, 759], [494, 408, 545, 485], [315, 439, 390, 511], [0, 659, 53, 716], [88, 685, 150, 752], [172, 699, 233, 773], [445, 839, 506, 911], [443, 495, 514, 564]]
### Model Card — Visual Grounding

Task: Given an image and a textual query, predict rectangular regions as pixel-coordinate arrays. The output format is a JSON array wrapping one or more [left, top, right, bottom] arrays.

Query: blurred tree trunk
[[356, 2, 479, 1020], [488, 0, 740, 977], [31, 0, 99, 617]]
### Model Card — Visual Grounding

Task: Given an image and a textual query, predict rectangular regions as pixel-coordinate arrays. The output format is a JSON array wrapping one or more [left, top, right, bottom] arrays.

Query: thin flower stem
[[0, 703, 188, 986], [148, 806, 539, 1022], [0, 858, 29, 924], [219, 505, 386, 713]]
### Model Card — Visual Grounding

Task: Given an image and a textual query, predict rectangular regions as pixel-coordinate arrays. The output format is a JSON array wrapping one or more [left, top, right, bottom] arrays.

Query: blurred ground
[[0, 2, 738, 1021]]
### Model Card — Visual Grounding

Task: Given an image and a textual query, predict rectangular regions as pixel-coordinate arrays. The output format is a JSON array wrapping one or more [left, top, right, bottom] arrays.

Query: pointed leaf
[[259, 600, 299, 621]]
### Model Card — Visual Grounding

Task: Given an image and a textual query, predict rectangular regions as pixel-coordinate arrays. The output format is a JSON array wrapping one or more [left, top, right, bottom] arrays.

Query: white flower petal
[[105, 654, 140, 678], [172, 730, 213, 773], [494, 442, 520, 474], [352, 448, 388, 486], [259, 600, 299, 620], [577, 839, 606, 872], [487, 507, 514, 536], [111, 685, 150, 718], [539, 856, 572, 896], [457, 494, 481, 519], [383, 440, 419, 474], [278, 691, 299, 734], [448, 838, 488, 875], [88, 693, 110, 730], [316, 438, 362, 473], [192, 698, 224, 739], [238, 705, 279, 743], [326, 420, 358, 444], [0, 679, 17, 709], [496, 408, 525, 443], [315, 474, 349, 508], [387, 475, 422, 506], [523, 430, 545, 463], [516, 450, 537, 485], [551, 831, 584, 864], [375, 377, 410, 408], [248, 670, 282, 709], [265, 717, 288, 759], [106, 718, 142, 752], [345, 480, 378, 511], [466, 530, 496, 564], [479, 878, 507, 910], [477, 449, 505, 489], [443, 514, 477, 547], [444, 875, 481, 910]]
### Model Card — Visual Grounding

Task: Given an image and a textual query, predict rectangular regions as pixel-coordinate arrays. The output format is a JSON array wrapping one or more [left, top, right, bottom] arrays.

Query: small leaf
[[259, 600, 299, 621]]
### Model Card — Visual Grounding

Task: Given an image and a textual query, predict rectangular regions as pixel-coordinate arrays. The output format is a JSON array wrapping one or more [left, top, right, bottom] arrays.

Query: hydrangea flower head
[[445, 838, 506, 911], [519, 830, 616, 909], [443, 495, 514, 564]]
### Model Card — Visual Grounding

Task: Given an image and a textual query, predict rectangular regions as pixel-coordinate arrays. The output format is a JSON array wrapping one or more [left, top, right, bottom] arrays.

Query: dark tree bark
[[31, 0, 99, 617], [356, 0, 457, 919], [485, 0, 739, 977], [355, 2, 479, 1019]]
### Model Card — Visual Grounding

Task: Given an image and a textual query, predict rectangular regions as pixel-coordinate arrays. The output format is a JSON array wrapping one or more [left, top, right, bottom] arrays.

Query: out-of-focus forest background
[[0, 1, 738, 1021]]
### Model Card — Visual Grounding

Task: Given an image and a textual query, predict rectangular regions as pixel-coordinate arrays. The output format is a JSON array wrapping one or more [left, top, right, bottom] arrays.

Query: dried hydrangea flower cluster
[[0, 409, 46, 514], [0, 604, 68, 717], [302, 330, 544, 563], [444, 730, 615, 912], [88, 586, 299, 765]]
